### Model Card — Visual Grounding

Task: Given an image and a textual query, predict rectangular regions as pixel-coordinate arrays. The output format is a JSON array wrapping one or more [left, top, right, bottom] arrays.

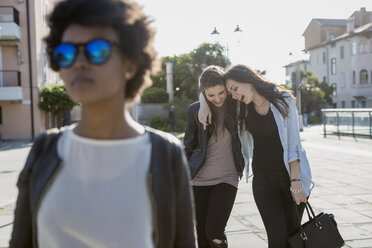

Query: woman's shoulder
[[280, 91, 295, 105], [145, 126, 183, 148], [188, 101, 200, 111]]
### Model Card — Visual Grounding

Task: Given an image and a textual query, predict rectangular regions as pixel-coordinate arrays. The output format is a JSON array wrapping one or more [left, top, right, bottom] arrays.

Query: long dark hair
[[223, 64, 295, 132], [199, 66, 237, 134]]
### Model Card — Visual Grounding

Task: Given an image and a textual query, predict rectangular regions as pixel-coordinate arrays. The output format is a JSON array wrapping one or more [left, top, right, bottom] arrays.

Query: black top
[[247, 107, 288, 178]]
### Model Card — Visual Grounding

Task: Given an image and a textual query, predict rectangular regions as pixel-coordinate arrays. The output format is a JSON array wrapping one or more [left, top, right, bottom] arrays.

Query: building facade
[[303, 7, 372, 108], [0, 0, 60, 140], [283, 59, 308, 88]]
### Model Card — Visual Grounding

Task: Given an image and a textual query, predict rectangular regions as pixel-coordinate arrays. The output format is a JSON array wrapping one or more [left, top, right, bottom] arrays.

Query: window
[[42, 0, 50, 26], [340, 73, 345, 88], [361, 101, 366, 108], [341, 101, 346, 108], [0, 106, 2, 124], [322, 51, 326, 64], [351, 100, 356, 108], [359, 41, 367, 53], [352, 41, 357, 55], [43, 50, 48, 83], [331, 58, 336, 75], [314, 53, 319, 66], [340, 46, 344, 59], [331, 42, 336, 48], [323, 76, 327, 83], [352, 70, 356, 84], [291, 72, 297, 84], [360, 70, 368, 84]]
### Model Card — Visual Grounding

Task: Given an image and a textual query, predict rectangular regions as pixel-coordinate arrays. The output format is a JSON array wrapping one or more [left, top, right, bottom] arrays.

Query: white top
[[37, 127, 153, 248]]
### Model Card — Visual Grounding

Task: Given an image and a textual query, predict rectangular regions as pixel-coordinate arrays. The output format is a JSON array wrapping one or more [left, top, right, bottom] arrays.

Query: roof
[[313, 19, 347, 26], [305, 22, 372, 51], [283, 60, 308, 68]]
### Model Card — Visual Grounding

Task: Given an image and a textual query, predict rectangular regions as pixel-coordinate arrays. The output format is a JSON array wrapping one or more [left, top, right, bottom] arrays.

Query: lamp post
[[166, 62, 174, 101], [289, 52, 304, 130], [211, 25, 243, 63]]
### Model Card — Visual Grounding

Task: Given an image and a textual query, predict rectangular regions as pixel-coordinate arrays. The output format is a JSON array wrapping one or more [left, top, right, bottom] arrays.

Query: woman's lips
[[72, 77, 93, 86]]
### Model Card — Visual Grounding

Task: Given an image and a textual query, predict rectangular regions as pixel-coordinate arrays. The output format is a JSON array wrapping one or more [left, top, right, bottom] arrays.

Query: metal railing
[[0, 70, 21, 87], [322, 108, 372, 138], [0, 7, 19, 25]]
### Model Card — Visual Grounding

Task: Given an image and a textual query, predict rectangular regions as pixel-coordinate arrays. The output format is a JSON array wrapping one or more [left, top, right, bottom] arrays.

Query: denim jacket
[[240, 93, 314, 196]]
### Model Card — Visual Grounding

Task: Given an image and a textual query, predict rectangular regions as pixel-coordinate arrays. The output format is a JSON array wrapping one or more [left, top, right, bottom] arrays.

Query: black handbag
[[288, 201, 345, 248]]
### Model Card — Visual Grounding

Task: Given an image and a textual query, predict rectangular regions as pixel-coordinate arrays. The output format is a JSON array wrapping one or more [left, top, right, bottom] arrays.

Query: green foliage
[[150, 72, 166, 89], [38, 84, 77, 113], [256, 69, 267, 76], [164, 94, 194, 128], [289, 71, 333, 116], [175, 119, 186, 132], [141, 87, 169, 103], [176, 133, 185, 141], [149, 115, 169, 132], [151, 43, 228, 100], [308, 115, 321, 124]]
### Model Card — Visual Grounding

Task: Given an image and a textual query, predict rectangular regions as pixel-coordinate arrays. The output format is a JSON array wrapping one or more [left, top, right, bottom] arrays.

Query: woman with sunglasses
[[9, 0, 196, 247], [184, 66, 245, 248], [198, 64, 314, 248]]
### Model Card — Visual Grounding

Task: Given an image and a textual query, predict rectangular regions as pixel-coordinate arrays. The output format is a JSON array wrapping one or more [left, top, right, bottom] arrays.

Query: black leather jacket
[[184, 102, 245, 180], [9, 127, 196, 248]]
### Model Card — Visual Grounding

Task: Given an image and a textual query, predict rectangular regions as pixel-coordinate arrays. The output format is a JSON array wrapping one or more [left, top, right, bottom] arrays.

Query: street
[[1, 125, 372, 247]]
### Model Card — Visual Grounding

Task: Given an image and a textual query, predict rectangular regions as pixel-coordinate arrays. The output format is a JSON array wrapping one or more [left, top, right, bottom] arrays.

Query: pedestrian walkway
[[0, 125, 372, 247], [226, 125, 372, 248]]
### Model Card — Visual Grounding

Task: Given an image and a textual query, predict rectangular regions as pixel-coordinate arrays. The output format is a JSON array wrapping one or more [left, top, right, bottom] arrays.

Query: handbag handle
[[305, 202, 316, 219], [294, 201, 322, 245]]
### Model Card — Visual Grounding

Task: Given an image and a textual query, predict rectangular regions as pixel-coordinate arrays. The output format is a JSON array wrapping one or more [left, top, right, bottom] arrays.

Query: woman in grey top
[[184, 65, 245, 248]]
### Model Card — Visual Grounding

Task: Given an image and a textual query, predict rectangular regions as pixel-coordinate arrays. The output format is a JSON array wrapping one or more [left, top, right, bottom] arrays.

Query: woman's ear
[[123, 61, 138, 81]]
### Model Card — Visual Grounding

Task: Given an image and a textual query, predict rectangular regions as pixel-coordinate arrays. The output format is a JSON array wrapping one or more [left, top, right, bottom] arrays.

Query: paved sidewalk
[[0, 125, 372, 247], [226, 125, 372, 248]]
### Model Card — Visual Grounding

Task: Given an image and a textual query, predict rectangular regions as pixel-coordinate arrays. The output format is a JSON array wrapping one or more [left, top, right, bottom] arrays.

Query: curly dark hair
[[224, 64, 295, 131], [44, 0, 158, 103]]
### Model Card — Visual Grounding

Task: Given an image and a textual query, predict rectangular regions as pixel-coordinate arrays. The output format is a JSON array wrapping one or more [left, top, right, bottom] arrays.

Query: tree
[[150, 43, 228, 101], [297, 71, 333, 116], [38, 84, 77, 128]]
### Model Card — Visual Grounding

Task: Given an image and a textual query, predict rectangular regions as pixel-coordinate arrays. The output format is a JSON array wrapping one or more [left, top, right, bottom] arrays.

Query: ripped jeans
[[193, 183, 237, 248]]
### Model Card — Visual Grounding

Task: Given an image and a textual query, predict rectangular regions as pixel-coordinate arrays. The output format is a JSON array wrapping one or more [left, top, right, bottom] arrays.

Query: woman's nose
[[232, 92, 238, 99], [73, 48, 89, 68]]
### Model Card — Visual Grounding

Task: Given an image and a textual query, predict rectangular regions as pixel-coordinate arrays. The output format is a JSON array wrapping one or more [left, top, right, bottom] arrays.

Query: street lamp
[[233, 25, 243, 47], [211, 25, 243, 63]]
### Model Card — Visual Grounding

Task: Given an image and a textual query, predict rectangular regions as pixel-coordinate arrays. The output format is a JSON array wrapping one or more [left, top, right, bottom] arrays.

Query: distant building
[[303, 7, 372, 108], [0, 0, 60, 140], [283, 59, 308, 88]]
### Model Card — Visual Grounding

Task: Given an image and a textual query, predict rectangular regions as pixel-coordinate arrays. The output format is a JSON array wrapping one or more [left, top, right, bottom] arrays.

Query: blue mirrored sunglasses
[[53, 39, 118, 68]]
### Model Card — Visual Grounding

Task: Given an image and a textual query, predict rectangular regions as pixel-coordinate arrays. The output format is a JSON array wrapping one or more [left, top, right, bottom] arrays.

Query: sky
[[136, 0, 372, 85]]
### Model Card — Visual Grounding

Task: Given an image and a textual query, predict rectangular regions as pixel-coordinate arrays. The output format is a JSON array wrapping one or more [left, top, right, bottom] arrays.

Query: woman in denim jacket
[[199, 64, 314, 248]]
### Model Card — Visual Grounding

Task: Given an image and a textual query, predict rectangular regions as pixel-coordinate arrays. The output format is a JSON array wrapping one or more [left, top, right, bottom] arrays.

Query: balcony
[[0, 7, 20, 40], [0, 70, 23, 101]]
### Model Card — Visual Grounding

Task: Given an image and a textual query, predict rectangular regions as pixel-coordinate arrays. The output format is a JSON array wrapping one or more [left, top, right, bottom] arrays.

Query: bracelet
[[290, 178, 301, 182], [290, 186, 304, 193]]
